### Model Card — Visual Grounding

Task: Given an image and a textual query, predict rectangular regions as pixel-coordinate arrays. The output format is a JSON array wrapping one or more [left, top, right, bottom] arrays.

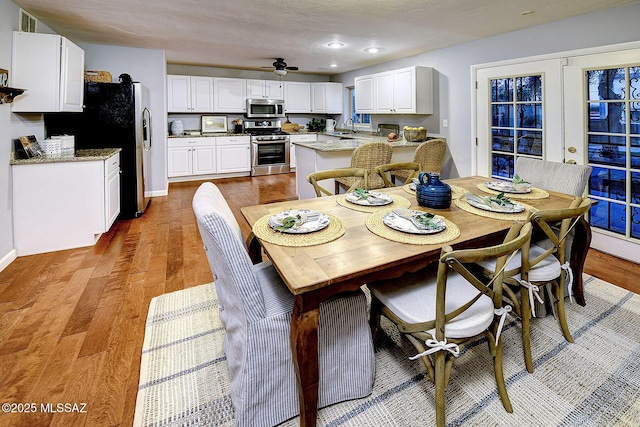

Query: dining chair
[[392, 138, 447, 184], [334, 141, 393, 193], [514, 157, 593, 313], [476, 197, 592, 373], [306, 167, 368, 197], [192, 182, 375, 427], [375, 161, 421, 188], [368, 221, 533, 427]]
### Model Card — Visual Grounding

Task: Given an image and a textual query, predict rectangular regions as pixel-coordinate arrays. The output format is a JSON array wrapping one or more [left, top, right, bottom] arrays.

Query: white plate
[[466, 194, 525, 213], [485, 181, 531, 194], [268, 210, 330, 234], [345, 190, 393, 206], [382, 210, 446, 235]]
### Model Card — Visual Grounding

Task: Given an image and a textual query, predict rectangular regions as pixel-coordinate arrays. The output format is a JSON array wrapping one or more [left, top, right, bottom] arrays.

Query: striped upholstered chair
[[192, 182, 375, 427]]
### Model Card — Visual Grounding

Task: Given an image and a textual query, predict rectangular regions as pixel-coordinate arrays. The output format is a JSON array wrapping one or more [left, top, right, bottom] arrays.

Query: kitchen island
[[11, 148, 122, 255], [294, 137, 439, 199]]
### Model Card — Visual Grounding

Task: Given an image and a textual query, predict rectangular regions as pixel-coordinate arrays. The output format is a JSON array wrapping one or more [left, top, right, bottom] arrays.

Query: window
[[587, 66, 640, 240], [347, 87, 371, 129], [489, 75, 544, 179]]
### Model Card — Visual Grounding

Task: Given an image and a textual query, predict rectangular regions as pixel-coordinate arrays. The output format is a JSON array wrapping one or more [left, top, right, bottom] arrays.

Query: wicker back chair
[[393, 139, 447, 184], [376, 162, 421, 188], [306, 168, 368, 197], [334, 141, 393, 193]]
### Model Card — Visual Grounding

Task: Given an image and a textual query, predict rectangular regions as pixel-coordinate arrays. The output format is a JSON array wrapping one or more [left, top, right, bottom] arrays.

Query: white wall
[[80, 43, 168, 196], [333, 2, 640, 179]]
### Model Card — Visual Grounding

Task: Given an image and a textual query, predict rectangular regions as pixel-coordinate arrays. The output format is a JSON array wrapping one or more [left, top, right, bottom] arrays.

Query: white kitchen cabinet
[[167, 75, 214, 112], [12, 152, 120, 255], [11, 31, 84, 113], [216, 136, 251, 173], [311, 82, 343, 114], [284, 81, 311, 113], [168, 137, 217, 177], [213, 77, 247, 112], [356, 66, 433, 114], [354, 75, 375, 114], [289, 133, 317, 170], [106, 154, 121, 230], [246, 79, 284, 99]]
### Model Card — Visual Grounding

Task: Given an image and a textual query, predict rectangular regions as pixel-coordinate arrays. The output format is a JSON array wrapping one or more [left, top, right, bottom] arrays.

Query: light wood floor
[[0, 173, 637, 427]]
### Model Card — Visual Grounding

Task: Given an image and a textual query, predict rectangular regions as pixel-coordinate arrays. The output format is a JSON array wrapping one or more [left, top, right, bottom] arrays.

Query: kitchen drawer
[[168, 137, 216, 148], [216, 135, 250, 146], [106, 153, 120, 176]]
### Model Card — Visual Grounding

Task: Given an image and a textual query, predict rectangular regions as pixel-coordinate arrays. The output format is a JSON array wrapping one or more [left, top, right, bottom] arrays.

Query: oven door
[[251, 138, 290, 176]]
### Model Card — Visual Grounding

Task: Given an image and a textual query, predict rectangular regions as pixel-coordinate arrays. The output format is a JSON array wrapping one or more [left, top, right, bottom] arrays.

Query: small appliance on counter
[[377, 123, 399, 137]]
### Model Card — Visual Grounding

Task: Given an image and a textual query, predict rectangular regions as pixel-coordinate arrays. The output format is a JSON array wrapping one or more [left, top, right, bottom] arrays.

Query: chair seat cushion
[[369, 264, 494, 339], [477, 244, 561, 282]]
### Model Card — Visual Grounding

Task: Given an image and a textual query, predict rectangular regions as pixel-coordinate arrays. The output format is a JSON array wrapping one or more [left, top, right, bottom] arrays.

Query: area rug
[[133, 276, 640, 426]]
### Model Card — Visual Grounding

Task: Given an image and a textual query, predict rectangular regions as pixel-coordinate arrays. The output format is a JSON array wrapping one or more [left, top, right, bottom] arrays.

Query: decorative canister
[[416, 172, 452, 209], [170, 120, 184, 136]]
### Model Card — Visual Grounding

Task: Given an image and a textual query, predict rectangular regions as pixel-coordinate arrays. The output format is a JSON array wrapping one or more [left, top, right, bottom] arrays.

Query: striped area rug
[[133, 276, 640, 426]]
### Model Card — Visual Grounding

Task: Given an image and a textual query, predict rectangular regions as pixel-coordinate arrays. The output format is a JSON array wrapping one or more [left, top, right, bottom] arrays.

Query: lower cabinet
[[168, 137, 216, 177], [216, 136, 251, 173], [168, 136, 250, 179], [12, 152, 120, 256], [289, 134, 318, 170]]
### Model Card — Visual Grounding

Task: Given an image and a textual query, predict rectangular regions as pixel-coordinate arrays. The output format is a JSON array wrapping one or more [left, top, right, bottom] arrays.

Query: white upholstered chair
[[368, 222, 532, 427], [515, 157, 591, 197], [192, 182, 375, 427]]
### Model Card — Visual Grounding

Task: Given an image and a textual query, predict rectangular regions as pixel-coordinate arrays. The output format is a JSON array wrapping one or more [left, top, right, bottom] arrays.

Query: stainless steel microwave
[[246, 98, 285, 118]]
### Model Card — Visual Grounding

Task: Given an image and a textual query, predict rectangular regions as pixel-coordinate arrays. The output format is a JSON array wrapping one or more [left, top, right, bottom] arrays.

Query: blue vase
[[416, 172, 451, 209]]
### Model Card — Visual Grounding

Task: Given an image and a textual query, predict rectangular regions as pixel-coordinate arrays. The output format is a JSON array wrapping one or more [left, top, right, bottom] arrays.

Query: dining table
[[240, 175, 591, 427]]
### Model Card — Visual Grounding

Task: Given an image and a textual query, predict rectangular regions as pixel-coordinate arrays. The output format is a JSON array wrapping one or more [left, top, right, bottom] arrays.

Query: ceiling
[[13, 0, 640, 75]]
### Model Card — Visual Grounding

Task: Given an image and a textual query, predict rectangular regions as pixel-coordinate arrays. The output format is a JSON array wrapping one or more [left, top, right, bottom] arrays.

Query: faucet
[[345, 118, 355, 132]]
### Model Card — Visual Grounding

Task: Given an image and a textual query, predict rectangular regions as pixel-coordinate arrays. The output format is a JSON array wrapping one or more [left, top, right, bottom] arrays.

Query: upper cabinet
[[354, 75, 375, 114], [246, 79, 284, 99], [356, 66, 433, 115], [167, 75, 214, 112], [283, 81, 311, 113], [11, 31, 85, 113], [311, 82, 343, 114], [213, 77, 246, 113]]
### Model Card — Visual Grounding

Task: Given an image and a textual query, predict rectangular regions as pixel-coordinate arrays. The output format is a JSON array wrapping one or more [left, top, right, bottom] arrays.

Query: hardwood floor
[[0, 172, 637, 427]]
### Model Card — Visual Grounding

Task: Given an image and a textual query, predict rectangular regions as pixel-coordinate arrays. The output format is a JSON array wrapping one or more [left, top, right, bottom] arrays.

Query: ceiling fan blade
[[261, 66, 275, 69], [286, 66, 299, 71]]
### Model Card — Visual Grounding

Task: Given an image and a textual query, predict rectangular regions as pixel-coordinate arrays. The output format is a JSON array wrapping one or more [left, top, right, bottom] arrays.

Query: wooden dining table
[[240, 175, 591, 427]]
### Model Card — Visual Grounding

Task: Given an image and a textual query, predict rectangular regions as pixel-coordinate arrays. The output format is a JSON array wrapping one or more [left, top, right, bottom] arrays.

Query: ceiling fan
[[262, 58, 299, 76]]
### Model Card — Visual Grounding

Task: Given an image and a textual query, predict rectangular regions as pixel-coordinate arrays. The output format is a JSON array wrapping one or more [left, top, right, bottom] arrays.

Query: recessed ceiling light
[[328, 42, 344, 48], [329, 64, 338, 68], [365, 47, 380, 54], [521, 10, 535, 16]]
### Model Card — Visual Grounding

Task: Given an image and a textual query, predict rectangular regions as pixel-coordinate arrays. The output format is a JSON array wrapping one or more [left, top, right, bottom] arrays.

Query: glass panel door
[[586, 66, 640, 241]]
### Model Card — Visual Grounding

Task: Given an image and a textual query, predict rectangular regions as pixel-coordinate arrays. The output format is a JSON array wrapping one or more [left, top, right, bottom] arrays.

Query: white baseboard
[[146, 189, 168, 197], [0, 249, 18, 273]]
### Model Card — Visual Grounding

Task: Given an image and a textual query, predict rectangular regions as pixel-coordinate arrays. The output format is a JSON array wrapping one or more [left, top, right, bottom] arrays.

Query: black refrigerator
[[45, 82, 152, 219]]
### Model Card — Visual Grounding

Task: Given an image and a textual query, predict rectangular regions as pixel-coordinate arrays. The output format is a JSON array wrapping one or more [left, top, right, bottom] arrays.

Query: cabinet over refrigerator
[[44, 81, 152, 219]]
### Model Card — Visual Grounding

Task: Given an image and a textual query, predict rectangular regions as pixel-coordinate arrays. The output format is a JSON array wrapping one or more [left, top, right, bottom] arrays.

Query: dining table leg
[[290, 293, 320, 427]]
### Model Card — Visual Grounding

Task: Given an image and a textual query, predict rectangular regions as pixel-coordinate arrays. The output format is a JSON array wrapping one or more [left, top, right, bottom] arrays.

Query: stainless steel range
[[245, 119, 290, 176]]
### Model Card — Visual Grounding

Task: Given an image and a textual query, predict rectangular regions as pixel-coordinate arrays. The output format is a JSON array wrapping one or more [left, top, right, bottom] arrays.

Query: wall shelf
[[0, 87, 27, 104]]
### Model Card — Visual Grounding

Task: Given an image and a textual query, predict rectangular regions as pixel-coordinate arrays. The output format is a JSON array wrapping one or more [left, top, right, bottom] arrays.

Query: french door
[[475, 46, 640, 262]]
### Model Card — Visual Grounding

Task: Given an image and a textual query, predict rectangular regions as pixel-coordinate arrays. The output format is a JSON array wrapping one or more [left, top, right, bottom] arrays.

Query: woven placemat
[[454, 196, 535, 221], [475, 183, 549, 199], [337, 194, 412, 213], [252, 212, 345, 247], [365, 210, 461, 245], [402, 184, 467, 200]]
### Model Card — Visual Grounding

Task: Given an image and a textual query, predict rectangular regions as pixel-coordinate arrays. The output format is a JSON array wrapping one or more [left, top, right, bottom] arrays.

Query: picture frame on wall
[[201, 115, 228, 134]]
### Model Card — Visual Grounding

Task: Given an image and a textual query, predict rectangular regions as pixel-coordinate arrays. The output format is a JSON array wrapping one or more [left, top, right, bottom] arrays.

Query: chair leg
[[434, 351, 447, 427], [554, 282, 574, 343], [369, 296, 382, 341], [491, 338, 513, 413], [520, 289, 534, 373]]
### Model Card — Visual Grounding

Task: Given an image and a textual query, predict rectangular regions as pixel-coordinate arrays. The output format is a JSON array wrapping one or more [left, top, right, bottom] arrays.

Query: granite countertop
[[10, 148, 122, 165], [292, 133, 442, 152]]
